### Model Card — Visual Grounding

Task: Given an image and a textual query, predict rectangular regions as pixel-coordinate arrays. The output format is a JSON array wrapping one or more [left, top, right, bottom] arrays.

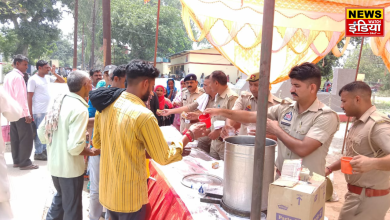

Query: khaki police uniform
[[267, 98, 339, 176], [210, 87, 238, 160], [187, 94, 215, 154], [338, 106, 390, 220], [233, 91, 281, 135], [179, 87, 204, 133]]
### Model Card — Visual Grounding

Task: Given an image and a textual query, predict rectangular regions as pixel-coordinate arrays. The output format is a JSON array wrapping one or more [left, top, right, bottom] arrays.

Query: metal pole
[[153, 0, 161, 67], [250, 0, 276, 219], [341, 37, 364, 154], [102, 0, 112, 66], [73, 0, 79, 70], [82, 23, 85, 70]]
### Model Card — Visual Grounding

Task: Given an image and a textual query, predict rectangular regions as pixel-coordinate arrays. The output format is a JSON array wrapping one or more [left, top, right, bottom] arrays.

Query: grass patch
[[376, 90, 390, 97], [374, 100, 390, 115]]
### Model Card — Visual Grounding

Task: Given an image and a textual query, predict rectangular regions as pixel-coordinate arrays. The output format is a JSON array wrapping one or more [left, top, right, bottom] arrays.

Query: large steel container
[[223, 136, 277, 212]]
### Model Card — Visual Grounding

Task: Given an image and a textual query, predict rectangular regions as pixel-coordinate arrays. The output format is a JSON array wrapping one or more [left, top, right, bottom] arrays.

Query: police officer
[[207, 71, 238, 160], [173, 73, 204, 133], [326, 81, 390, 220], [205, 63, 339, 176], [222, 72, 281, 138], [161, 76, 215, 153]]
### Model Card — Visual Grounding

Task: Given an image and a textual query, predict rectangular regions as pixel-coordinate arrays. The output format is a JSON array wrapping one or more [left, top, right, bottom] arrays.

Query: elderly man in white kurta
[[0, 88, 23, 220]]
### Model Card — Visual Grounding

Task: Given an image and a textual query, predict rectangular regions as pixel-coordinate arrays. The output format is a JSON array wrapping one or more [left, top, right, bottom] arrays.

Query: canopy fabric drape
[[180, 0, 390, 84]]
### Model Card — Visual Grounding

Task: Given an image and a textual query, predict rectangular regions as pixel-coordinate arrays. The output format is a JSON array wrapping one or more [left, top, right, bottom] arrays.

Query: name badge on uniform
[[281, 121, 291, 127], [185, 119, 190, 124], [283, 112, 293, 121]]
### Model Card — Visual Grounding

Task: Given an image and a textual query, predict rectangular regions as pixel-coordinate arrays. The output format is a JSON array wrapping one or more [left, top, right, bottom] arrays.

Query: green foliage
[[0, 28, 18, 61], [344, 42, 390, 90], [3, 62, 13, 74], [316, 53, 341, 80], [316, 40, 348, 79], [111, 0, 193, 61], [315, 37, 368, 80], [374, 100, 390, 115], [377, 89, 390, 97], [68, 0, 104, 69], [0, 0, 61, 61], [49, 34, 74, 67]]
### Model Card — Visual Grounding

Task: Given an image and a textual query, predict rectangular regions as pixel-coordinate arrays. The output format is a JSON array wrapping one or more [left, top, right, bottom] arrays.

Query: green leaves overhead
[[111, 0, 192, 61], [344, 39, 390, 90], [0, 0, 61, 61], [0, 0, 193, 68]]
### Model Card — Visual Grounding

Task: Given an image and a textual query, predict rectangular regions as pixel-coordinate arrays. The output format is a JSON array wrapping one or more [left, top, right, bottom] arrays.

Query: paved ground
[[4, 147, 93, 220]]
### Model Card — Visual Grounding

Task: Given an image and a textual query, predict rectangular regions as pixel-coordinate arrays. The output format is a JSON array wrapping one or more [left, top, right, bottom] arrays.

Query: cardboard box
[[267, 173, 326, 220]]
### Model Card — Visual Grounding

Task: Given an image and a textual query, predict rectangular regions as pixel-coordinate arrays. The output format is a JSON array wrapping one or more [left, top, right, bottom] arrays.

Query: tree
[[110, 0, 193, 61], [344, 41, 390, 90], [69, 0, 103, 69], [73, 0, 79, 69], [315, 37, 365, 80], [48, 34, 74, 67], [90, 0, 97, 68], [316, 51, 342, 80], [0, 0, 61, 60]]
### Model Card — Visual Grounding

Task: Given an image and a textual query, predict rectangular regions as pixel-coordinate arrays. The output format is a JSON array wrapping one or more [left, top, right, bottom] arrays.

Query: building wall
[[186, 63, 239, 83], [170, 54, 187, 65], [170, 48, 240, 83], [155, 62, 170, 75]]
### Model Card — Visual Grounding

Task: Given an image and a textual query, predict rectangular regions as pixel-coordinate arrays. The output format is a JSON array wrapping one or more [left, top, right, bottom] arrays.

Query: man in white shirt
[[27, 60, 65, 161], [0, 88, 23, 219]]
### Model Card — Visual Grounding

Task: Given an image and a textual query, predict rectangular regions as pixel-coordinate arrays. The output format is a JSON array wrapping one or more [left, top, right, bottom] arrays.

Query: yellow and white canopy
[[180, 0, 390, 84]]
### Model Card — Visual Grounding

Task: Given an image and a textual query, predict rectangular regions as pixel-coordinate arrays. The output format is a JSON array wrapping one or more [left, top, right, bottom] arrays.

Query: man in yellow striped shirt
[[93, 60, 206, 220]]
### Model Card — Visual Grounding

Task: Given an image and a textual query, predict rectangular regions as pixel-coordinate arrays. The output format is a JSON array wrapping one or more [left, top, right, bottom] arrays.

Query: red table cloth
[[146, 161, 193, 220]]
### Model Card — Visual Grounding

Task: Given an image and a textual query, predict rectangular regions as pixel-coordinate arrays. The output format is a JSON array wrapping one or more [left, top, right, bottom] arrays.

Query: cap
[[184, 73, 197, 82], [246, 72, 259, 82], [103, 65, 117, 73]]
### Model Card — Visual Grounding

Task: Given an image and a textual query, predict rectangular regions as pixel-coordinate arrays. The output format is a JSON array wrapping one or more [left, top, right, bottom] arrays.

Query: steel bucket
[[222, 136, 277, 213]]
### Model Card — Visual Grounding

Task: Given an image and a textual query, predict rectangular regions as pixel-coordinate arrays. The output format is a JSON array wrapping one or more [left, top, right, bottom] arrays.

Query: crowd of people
[[0, 54, 389, 220]]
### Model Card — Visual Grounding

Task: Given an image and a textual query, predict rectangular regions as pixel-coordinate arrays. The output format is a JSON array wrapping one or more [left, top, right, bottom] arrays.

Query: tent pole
[[250, 0, 276, 219], [341, 37, 364, 154], [153, 0, 161, 67]]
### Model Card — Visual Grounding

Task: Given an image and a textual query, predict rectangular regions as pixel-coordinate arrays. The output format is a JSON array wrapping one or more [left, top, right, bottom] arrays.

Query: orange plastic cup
[[341, 156, 353, 174], [198, 114, 211, 128]]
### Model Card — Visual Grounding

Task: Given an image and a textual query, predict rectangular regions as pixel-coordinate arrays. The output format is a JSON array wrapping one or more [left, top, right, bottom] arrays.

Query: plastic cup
[[247, 123, 256, 136], [198, 114, 211, 128], [341, 156, 353, 174], [225, 126, 235, 137]]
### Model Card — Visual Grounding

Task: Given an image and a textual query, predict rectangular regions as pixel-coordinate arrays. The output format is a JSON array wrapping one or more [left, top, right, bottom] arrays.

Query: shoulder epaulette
[[370, 111, 390, 123], [281, 98, 293, 105], [272, 95, 282, 103]]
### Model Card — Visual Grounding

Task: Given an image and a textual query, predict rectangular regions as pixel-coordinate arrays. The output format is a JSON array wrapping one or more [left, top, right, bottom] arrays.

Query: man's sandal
[[20, 164, 39, 170]]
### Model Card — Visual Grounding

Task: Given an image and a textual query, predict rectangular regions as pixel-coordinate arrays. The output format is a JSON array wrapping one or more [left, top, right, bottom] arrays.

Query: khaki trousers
[[339, 190, 390, 220], [210, 140, 224, 160], [197, 136, 211, 154]]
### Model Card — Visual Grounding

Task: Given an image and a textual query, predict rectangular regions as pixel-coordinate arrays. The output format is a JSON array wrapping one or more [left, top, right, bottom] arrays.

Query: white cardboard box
[[267, 173, 326, 220]]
